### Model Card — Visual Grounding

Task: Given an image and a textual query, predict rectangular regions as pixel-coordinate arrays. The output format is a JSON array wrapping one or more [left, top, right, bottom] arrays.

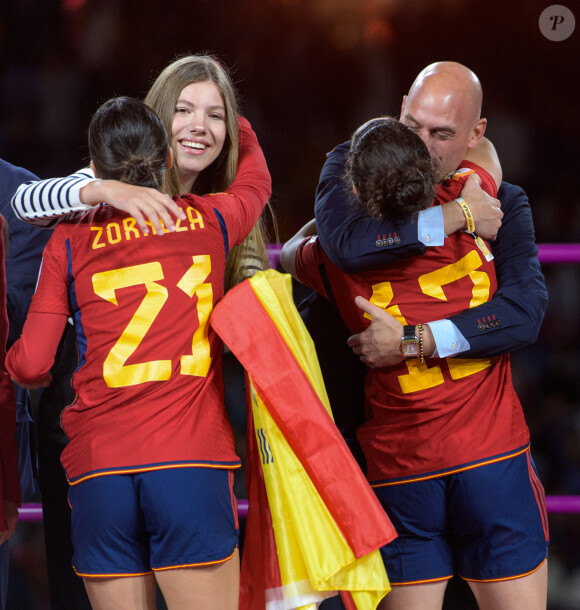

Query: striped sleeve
[[11, 167, 96, 227]]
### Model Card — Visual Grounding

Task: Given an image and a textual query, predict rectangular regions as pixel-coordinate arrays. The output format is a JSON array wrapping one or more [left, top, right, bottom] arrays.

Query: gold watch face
[[402, 341, 419, 357]]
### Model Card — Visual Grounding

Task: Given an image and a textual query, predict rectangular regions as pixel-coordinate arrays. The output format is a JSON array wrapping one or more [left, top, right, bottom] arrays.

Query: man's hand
[[0, 501, 19, 546], [347, 296, 404, 367], [80, 181, 187, 236], [459, 173, 503, 240]]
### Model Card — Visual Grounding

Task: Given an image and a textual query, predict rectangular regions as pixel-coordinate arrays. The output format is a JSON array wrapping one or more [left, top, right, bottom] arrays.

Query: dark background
[[1, 0, 579, 607]]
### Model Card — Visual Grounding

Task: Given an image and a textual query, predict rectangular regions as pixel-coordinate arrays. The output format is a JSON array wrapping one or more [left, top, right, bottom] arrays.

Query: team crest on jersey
[[444, 167, 476, 182]]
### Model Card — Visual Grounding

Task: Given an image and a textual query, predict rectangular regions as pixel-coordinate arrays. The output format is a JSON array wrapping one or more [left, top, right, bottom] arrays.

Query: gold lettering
[[144, 220, 171, 235], [123, 217, 141, 240], [174, 217, 188, 232], [106, 222, 122, 244], [187, 207, 205, 230], [91, 227, 106, 249]]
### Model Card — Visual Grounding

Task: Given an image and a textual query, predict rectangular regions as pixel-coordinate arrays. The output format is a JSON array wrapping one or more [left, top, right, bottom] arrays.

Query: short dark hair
[[89, 96, 169, 189], [345, 117, 435, 221]]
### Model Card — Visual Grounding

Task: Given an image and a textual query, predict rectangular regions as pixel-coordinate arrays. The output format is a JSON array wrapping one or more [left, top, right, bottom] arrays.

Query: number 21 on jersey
[[92, 255, 213, 388]]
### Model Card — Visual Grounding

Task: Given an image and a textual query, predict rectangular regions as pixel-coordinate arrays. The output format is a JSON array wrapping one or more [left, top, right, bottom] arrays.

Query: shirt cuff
[[417, 206, 445, 247], [428, 319, 470, 358], [69, 177, 99, 210]]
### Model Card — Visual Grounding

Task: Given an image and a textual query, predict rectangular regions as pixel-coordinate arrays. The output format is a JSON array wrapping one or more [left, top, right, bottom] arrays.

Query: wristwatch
[[400, 325, 419, 358]]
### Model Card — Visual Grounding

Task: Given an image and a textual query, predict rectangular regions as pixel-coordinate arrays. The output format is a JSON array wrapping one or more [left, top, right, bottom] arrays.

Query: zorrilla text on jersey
[[90, 206, 205, 250]]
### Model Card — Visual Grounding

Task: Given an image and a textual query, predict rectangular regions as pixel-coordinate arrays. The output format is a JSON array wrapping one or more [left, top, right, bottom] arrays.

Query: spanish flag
[[210, 270, 396, 610]]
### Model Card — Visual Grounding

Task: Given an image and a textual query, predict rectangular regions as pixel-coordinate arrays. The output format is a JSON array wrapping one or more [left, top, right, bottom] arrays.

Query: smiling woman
[[171, 81, 227, 193], [143, 56, 239, 197]]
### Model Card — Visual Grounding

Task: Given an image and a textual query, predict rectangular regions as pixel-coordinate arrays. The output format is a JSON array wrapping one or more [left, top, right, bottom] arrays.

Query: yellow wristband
[[455, 198, 475, 233]]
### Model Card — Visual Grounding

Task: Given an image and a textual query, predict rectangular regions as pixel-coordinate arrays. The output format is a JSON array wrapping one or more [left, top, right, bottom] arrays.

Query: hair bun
[[345, 117, 435, 220], [121, 155, 160, 188]]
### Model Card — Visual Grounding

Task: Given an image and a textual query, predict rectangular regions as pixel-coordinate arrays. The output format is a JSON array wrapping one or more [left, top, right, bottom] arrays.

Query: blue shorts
[[69, 467, 239, 577], [374, 449, 549, 584]]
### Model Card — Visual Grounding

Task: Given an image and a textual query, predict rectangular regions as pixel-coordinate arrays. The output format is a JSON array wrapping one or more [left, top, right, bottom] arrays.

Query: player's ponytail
[[89, 96, 169, 190]]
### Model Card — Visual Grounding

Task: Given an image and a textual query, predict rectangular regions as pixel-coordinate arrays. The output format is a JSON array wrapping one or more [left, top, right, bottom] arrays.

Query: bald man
[[403, 62, 485, 179], [307, 62, 548, 609]]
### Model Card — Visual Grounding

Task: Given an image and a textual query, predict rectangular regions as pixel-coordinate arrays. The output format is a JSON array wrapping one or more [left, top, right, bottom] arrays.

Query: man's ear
[[166, 147, 174, 169], [467, 117, 487, 149], [400, 95, 407, 118]]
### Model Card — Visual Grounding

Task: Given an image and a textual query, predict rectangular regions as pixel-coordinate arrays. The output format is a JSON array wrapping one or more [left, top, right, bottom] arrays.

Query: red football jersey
[[7, 118, 271, 484], [295, 162, 530, 484]]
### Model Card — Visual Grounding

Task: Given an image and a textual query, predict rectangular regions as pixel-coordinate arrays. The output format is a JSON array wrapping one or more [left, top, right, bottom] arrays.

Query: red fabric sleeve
[[186, 116, 272, 247], [458, 160, 497, 198], [28, 229, 71, 317], [0, 217, 20, 526], [6, 227, 70, 387], [293, 236, 329, 297], [5, 312, 69, 386]]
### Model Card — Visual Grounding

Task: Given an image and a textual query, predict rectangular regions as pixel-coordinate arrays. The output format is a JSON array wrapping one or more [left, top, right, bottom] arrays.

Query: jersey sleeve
[[28, 231, 72, 316], [434, 161, 497, 213], [293, 236, 329, 299], [11, 167, 95, 227], [454, 160, 497, 197], [204, 117, 272, 246], [5, 312, 69, 387], [314, 141, 426, 273]]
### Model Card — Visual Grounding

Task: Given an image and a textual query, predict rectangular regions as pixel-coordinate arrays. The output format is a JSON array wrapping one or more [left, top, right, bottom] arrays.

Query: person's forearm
[[225, 116, 272, 233], [440, 172, 502, 241], [314, 142, 425, 273], [78, 178, 108, 206], [422, 324, 435, 358], [11, 169, 95, 226], [441, 199, 467, 235], [5, 312, 68, 386], [449, 182, 546, 357], [280, 219, 316, 277]]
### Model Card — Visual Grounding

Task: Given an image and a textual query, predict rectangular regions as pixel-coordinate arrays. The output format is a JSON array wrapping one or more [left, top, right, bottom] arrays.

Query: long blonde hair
[[144, 54, 272, 290]]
